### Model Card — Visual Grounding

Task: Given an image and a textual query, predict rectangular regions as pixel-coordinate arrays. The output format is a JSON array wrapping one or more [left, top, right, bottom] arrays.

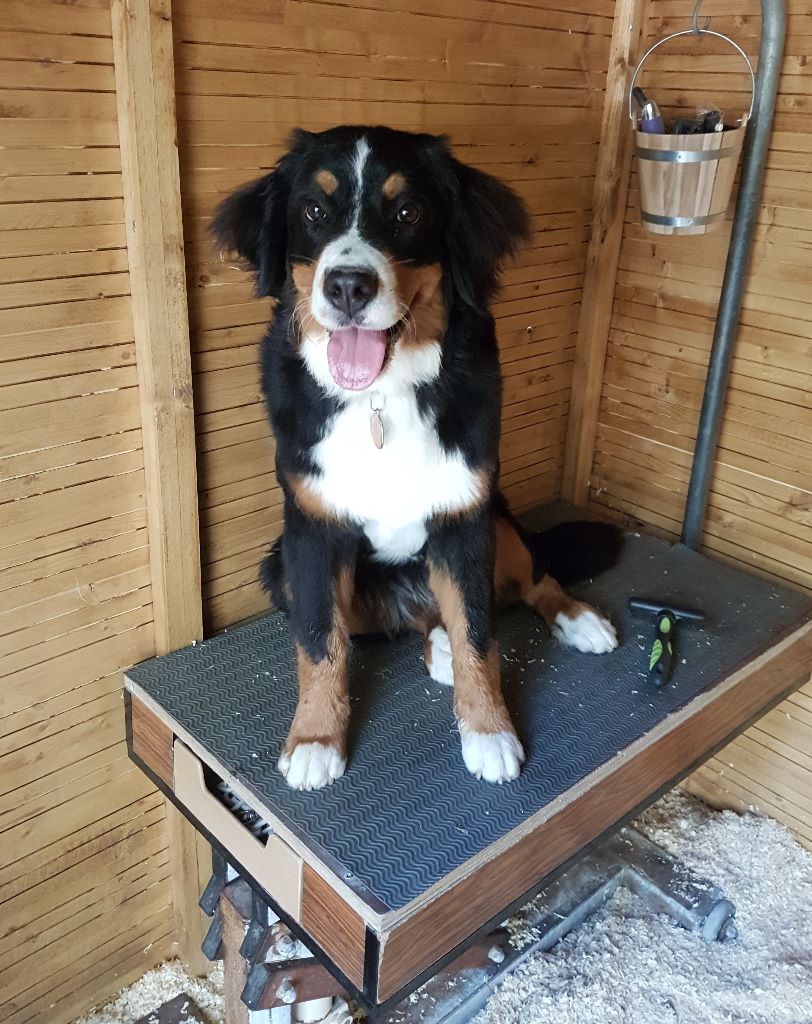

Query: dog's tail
[[524, 520, 624, 586]]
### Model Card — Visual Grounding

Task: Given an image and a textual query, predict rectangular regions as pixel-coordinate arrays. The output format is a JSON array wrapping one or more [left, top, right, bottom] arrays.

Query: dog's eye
[[305, 201, 326, 223], [396, 203, 420, 225]]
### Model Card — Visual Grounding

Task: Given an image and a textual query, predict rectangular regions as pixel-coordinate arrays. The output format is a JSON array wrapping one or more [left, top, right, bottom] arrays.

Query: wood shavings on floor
[[75, 963, 224, 1024], [73, 792, 812, 1024], [476, 792, 812, 1024]]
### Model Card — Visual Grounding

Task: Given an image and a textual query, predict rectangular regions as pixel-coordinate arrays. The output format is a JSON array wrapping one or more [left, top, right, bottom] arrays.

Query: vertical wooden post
[[221, 888, 251, 1024], [111, 0, 210, 975], [561, 0, 650, 506]]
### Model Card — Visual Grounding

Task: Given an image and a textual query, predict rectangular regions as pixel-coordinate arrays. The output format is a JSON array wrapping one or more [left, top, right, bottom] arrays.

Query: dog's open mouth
[[326, 324, 401, 391]]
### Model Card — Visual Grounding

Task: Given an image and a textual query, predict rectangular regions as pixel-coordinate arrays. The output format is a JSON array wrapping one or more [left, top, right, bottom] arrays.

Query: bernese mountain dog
[[212, 126, 620, 792]]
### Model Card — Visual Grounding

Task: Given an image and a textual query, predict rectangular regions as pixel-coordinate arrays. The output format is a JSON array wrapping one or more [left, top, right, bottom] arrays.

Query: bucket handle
[[628, 28, 755, 124]]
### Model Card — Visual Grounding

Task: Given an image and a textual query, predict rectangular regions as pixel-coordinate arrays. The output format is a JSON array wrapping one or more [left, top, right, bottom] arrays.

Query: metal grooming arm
[[682, 0, 788, 548]]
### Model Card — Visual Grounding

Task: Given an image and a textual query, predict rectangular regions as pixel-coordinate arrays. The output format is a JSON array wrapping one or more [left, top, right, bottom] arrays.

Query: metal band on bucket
[[635, 146, 739, 163], [641, 211, 725, 227]]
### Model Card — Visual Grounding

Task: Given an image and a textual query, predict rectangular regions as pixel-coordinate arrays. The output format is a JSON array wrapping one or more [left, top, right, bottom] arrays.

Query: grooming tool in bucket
[[628, 9, 754, 235]]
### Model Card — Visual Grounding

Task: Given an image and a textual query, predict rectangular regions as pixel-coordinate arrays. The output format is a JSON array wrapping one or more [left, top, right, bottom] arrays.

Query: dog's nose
[[323, 267, 379, 319]]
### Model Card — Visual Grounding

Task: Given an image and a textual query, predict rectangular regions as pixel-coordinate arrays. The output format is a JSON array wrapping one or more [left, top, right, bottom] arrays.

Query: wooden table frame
[[125, 617, 812, 1015]]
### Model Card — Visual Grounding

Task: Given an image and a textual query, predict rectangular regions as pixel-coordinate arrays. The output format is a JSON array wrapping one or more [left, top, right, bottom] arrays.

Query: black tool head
[[628, 597, 707, 623]]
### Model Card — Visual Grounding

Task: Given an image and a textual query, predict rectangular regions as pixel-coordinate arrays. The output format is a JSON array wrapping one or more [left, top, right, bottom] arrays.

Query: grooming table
[[125, 526, 812, 1016]]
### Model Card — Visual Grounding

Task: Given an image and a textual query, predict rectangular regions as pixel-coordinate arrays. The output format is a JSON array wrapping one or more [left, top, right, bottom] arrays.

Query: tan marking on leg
[[422, 630, 434, 668], [525, 573, 618, 652], [315, 169, 338, 195], [389, 262, 445, 350], [283, 569, 353, 763], [284, 634, 350, 758], [428, 565, 513, 735], [524, 573, 581, 627], [382, 172, 406, 200], [420, 610, 445, 670], [334, 563, 382, 636], [493, 516, 533, 598]]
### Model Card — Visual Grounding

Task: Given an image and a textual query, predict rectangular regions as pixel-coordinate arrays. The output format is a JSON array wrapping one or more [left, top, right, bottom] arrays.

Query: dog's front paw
[[278, 742, 346, 791], [460, 729, 525, 783], [553, 604, 618, 654]]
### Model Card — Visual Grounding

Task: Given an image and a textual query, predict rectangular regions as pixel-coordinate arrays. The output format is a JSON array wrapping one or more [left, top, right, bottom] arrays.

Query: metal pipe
[[681, 0, 787, 549]]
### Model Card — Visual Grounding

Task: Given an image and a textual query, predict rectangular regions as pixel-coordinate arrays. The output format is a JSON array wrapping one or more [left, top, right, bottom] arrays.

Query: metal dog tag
[[370, 393, 385, 450]]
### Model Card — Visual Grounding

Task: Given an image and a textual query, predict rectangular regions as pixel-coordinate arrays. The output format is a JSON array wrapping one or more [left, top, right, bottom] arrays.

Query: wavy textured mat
[[128, 531, 811, 912]]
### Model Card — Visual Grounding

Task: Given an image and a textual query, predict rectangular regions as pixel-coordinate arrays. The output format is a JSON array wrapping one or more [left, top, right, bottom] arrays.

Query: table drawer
[[173, 739, 302, 920]]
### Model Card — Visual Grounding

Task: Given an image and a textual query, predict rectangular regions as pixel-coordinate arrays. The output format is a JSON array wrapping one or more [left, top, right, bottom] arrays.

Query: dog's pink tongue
[[327, 327, 387, 391]]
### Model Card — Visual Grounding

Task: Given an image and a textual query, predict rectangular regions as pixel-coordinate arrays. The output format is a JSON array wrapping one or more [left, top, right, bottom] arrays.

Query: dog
[[212, 126, 620, 791]]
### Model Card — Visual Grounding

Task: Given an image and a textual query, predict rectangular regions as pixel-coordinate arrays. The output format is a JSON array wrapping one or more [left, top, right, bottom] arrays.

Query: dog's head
[[212, 126, 529, 392]]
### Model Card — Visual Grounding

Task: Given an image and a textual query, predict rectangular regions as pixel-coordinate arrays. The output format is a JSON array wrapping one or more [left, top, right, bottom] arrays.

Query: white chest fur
[[308, 389, 481, 562]]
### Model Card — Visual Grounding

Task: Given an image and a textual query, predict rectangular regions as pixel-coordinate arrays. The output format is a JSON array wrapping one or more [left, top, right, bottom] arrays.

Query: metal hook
[[691, 0, 712, 34]]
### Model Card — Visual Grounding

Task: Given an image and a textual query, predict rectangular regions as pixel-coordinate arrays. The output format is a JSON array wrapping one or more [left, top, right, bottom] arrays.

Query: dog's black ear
[[211, 154, 297, 298], [445, 157, 531, 308]]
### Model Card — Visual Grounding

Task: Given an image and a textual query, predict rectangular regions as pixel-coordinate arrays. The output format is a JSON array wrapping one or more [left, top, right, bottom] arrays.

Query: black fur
[[261, 535, 435, 640], [277, 498, 359, 663]]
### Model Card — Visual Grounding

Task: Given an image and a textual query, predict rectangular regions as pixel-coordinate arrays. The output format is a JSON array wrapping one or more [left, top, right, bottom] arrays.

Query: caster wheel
[[701, 899, 737, 943]]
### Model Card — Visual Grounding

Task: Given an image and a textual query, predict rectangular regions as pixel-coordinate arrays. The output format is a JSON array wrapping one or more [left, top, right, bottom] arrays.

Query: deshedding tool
[[628, 597, 707, 688]]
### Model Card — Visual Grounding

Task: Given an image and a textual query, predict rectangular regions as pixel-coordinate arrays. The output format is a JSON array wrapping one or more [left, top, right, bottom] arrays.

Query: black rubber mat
[[128, 531, 811, 912]]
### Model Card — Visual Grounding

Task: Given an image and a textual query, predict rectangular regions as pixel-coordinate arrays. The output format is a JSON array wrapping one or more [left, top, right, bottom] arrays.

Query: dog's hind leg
[[494, 516, 618, 655], [525, 572, 617, 654]]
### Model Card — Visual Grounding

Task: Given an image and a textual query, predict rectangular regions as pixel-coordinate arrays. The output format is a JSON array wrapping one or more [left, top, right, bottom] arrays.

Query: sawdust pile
[[476, 792, 812, 1024], [75, 963, 224, 1024]]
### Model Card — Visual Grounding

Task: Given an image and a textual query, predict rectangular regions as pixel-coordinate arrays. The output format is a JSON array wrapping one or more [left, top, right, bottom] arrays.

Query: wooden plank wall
[[0, 3, 174, 1022], [171, 0, 615, 631], [587, 1, 812, 846]]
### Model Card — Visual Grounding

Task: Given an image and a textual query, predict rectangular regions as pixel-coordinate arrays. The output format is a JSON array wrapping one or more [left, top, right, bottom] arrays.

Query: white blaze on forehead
[[352, 135, 371, 216]]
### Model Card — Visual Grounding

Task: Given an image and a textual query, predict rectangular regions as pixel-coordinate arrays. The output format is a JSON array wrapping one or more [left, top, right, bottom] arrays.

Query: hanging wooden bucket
[[635, 126, 746, 235], [629, 28, 754, 236]]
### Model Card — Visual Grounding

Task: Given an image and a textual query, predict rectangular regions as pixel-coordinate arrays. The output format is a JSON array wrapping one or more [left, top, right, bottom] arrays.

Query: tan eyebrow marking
[[315, 169, 338, 195], [383, 172, 406, 200]]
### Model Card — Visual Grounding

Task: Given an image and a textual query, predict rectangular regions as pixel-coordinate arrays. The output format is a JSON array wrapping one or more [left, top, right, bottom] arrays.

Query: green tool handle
[[649, 611, 676, 688]]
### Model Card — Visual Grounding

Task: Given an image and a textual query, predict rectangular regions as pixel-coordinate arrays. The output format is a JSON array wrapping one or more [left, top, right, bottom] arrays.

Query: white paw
[[278, 743, 346, 791], [460, 729, 525, 783], [553, 608, 618, 654], [425, 626, 454, 686]]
